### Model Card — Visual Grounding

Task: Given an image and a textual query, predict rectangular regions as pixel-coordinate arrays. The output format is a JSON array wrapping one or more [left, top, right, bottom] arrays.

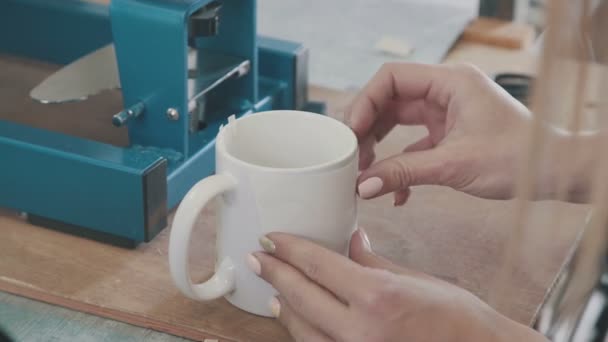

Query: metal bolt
[[112, 109, 132, 127], [167, 108, 180, 121], [112, 102, 145, 127]]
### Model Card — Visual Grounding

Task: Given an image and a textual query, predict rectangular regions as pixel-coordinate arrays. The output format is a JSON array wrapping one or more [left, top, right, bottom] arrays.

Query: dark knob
[[189, 1, 222, 41]]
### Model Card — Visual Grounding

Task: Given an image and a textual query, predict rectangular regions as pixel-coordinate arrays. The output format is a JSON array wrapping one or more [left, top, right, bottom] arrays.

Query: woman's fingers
[[356, 98, 446, 173], [388, 139, 434, 206], [357, 147, 450, 199], [259, 233, 371, 302], [371, 115, 397, 144], [358, 134, 377, 170], [403, 135, 435, 153], [252, 251, 352, 339], [393, 188, 411, 206], [274, 297, 333, 342], [345, 62, 448, 140]]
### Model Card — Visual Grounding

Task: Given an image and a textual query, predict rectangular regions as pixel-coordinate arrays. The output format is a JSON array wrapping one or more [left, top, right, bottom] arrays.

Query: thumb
[[350, 228, 434, 280], [349, 229, 403, 273], [357, 148, 448, 200]]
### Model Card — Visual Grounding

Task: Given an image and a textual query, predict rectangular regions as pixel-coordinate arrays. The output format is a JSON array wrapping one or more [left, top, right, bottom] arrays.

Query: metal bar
[[188, 60, 250, 106]]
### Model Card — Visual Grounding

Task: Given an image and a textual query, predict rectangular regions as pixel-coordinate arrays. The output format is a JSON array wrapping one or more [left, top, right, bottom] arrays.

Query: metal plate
[[29, 44, 120, 104]]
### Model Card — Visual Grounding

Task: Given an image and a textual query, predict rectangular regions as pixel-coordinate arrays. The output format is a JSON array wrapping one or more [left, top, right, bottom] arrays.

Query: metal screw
[[112, 102, 145, 127], [166, 108, 180, 121]]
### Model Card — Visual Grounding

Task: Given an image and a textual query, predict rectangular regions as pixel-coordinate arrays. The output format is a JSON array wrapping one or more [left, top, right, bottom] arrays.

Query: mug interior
[[220, 111, 357, 170]]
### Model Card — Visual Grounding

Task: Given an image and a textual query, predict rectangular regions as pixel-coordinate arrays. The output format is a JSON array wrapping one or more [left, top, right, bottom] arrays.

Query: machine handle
[[169, 174, 237, 301]]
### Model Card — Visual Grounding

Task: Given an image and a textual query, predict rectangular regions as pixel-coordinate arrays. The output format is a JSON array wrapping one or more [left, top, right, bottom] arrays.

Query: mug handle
[[169, 174, 238, 301]]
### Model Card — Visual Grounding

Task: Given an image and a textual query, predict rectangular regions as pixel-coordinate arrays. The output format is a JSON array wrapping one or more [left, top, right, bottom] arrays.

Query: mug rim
[[216, 110, 358, 173]]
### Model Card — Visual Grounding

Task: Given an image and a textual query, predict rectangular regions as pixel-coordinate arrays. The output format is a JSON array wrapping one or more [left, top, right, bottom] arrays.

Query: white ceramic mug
[[168, 110, 359, 317]]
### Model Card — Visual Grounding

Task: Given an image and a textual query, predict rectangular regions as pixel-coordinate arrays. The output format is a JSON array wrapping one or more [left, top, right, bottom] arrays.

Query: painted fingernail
[[269, 297, 281, 317], [358, 177, 383, 199], [246, 253, 261, 276], [358, 228, 372, 252], [259, 236, 276, 254]]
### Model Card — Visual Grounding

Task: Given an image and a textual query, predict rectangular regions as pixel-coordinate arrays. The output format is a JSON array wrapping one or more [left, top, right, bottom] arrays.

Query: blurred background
[[256, 0, 546, 90]]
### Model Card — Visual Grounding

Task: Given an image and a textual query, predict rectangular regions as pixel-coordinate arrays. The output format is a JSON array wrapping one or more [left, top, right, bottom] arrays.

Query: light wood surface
[[461, 17, 536, 50], [0, 39, 592, 342]]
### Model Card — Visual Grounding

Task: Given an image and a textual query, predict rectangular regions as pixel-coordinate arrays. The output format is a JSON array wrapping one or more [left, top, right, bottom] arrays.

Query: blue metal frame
[[0, 0, 113, 64], [0, 0, 319, 246], [0, 121, 167, 243]]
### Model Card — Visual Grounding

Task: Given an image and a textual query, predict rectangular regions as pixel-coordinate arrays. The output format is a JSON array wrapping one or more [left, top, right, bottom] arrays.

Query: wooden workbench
[[0, 37, 589, 342]]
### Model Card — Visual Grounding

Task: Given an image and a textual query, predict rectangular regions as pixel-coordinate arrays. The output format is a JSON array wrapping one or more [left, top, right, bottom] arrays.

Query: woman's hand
[[344, 62, 571, 204], [247, 230, 547, 342]]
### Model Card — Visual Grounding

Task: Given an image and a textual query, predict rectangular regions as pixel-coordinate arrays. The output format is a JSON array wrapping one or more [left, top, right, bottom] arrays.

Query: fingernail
[[269, 297, 281, 317], [358, 228, 372, 252], [393, 189, 410, 206], [246, 253, 261, 276], [259, 236, 276, 254], [393, 194, 406, 207], [358, 177, 383, 199]]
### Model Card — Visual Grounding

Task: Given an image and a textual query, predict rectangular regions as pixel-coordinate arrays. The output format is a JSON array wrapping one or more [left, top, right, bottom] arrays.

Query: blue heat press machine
[[0, 0, 321, 247]]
